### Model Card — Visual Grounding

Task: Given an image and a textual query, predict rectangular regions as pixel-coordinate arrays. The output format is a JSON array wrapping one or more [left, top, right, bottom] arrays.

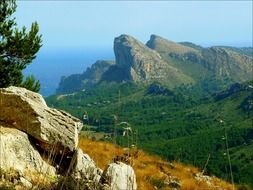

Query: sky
[[16, 1, 253, 50], [14, 0, 253, 96]]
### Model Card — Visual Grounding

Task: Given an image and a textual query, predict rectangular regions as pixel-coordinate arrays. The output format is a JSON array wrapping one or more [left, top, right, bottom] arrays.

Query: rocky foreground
[[0, 86, 137, 190]]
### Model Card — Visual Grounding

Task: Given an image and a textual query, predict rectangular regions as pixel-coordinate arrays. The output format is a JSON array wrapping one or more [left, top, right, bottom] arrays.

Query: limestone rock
[[201, 47, 253, 82], [147, 35, 253, 83], [146, 34, 203, 66], [62, 148, 102, 189], [194, 173, 213, 187], [0, 87, 140, 189], [71, 148, 101, 182], [100, 162, 137, 190], [146, 34, 198, 55], [19, 177, 33, 189], [164, 176, 181, 189], [0, 126, 56, 176], [0, 86, 82, 154], [112, 34, 192, 85]]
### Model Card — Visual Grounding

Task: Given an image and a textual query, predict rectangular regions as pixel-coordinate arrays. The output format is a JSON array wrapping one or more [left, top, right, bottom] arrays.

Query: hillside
[[78, 138, 237, 190], [57, 60, 115, 94], [47, 81, 253, 188], [0, 86, 240, 190], [146, 34, 199, 55], [147, 35, 253, 83]]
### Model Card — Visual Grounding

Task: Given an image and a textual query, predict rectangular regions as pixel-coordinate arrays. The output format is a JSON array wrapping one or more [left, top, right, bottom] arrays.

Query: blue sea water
[[23, 48, 114, 97]]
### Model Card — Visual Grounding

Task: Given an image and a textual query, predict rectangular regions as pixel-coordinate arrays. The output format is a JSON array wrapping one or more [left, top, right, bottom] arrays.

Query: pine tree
[[0, 0, 42, 92]]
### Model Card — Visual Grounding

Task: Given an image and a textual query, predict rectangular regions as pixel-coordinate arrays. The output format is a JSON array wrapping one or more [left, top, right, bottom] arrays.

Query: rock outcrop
[[201, 47, 253, 82], [146, 34, 198, 55], [111, 34, 192, 85], [70, 149, 102, 187], [0, 86, 137, 189], [57, 60, 115, 94], [100, 162, 137, 190], [147, 35, 253, 83], [0, 126, 56, 176], [0, 86, 82, 154]]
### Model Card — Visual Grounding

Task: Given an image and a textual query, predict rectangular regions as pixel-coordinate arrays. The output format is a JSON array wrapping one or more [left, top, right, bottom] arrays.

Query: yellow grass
[[79, 138, 237, 190]]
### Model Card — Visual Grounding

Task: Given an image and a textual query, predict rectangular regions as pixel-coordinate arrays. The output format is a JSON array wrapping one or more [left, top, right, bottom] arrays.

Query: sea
[[23, 47, 114, 97]]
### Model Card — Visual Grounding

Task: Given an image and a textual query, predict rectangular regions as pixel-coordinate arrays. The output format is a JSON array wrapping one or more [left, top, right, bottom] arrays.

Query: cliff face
[[201, 47, 253, 82], [110, 34, 192, 85], [147, 35, 253, 83]]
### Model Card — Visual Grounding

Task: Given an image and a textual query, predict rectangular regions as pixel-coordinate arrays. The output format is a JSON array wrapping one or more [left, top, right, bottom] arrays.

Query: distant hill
[[46, 80, 253, 188], [146, 35, 199, 55], [57, 60, 114, 94], [147, 35, 253, 84], [56, 34, 252, 94], [179, 41, 203, 51], [217, 46, 253, 57]]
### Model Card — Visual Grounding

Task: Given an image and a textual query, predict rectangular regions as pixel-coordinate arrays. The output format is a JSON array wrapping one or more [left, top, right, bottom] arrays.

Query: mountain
[[57, 60, 115, 94], [218, 46, 253, 57], [103, 34, 192, 85], [56, 34, 252, 94], [200, 47, 252, 82], [179, 41, 204, 51], [147, 35, 253, 83], [146, 34, 199, 55]]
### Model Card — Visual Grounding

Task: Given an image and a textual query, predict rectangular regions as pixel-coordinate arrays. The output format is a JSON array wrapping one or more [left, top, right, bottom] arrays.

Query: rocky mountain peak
[[112, 34, 191, 84], [114, 34, 162, 66], [56, 34, 252, 95], [146, 34, 198, 55]]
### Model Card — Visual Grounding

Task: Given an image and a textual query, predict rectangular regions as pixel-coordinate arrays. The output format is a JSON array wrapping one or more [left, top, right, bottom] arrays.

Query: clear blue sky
[[15, 1, 252, 49]]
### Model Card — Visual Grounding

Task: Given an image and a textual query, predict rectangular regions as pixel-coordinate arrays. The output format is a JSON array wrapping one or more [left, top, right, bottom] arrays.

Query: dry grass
[[79, 138, 237, 190], [0, 168, 56, 190]]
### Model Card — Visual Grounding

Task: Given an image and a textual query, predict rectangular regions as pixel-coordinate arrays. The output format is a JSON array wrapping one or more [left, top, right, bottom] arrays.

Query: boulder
[[63, 148, 102, 189], [0, 126, 56, 176], [71, 149, 102, 182], [100, 162, 137, 190], [0, 86, 82, 154], [0, 87, 138, 190]]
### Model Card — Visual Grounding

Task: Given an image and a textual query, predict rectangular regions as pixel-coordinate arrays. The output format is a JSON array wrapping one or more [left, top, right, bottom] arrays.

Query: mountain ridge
[[56, 34, 253, 94]]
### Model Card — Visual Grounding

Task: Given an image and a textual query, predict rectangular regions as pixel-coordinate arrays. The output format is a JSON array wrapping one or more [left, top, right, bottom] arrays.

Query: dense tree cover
[[46, 81, 253, 187], [0, 0, 42, 92]]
